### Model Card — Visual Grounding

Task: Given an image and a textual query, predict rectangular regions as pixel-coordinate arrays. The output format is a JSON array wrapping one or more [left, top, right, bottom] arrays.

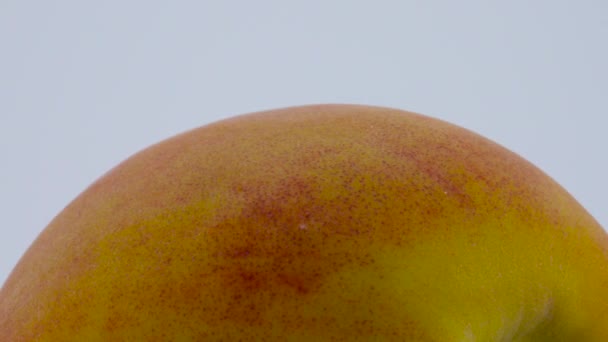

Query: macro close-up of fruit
[[1, 104, 607, 341]]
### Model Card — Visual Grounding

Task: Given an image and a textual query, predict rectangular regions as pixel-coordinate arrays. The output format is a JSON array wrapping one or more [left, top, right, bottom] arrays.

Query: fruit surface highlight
[[1, 104, 607, 341]]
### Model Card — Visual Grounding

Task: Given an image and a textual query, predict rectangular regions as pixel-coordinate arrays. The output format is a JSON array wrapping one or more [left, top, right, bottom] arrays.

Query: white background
[[1, 1, 606, 285]]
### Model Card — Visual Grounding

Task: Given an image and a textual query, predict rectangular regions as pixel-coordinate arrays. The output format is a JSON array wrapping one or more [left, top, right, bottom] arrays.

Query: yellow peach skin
[[1, 104, 607, 341]]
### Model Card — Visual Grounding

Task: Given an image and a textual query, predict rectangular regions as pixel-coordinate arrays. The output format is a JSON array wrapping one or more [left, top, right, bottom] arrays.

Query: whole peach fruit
[[1, 104, 607, 341]]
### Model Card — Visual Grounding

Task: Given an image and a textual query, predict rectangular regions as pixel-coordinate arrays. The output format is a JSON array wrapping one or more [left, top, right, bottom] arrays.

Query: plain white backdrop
[[1, 1, 606, 285]]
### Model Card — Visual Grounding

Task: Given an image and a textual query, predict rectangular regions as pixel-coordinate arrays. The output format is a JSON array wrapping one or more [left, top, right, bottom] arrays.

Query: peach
[[1, 104, 607, 340]]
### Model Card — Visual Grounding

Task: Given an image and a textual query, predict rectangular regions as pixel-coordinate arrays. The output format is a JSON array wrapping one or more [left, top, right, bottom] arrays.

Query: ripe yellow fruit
[[1, 104, 607, 341]]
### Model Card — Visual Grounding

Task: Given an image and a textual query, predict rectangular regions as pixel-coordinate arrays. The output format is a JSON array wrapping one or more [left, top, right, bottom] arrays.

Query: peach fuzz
[[1, 104, 607, 341]]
